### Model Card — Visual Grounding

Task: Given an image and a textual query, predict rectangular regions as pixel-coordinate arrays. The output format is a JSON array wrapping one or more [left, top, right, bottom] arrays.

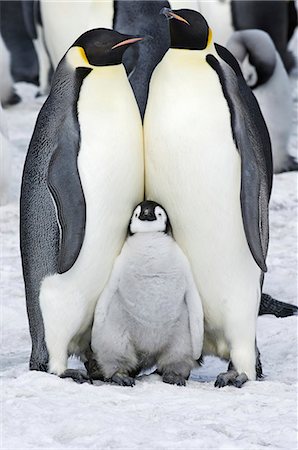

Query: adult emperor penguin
[[91, 201, 203, 386], [227, 29, 297, 174], [20, 28, 144, 381], [144, 9, 272, 387]]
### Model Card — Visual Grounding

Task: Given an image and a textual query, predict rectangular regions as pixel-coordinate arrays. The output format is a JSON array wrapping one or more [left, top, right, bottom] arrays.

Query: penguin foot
[[60, 369, 92, 384], [162, 372, 186, 386], [84, 358, 104, 381], [29, 345, 49, 372], [214, 370, 248, 388], [110, 372, 135, 387], [29, 360, 48, 372]]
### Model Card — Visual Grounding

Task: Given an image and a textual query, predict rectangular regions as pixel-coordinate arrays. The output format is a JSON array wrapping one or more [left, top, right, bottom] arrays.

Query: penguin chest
[[144, 50, 259, 330], [71, 67, 143, 295], [119, 240, 187, 328]]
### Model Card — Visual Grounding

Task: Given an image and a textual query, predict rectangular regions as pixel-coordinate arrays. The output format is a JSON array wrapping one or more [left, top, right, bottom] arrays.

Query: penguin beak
[[139, 208, 156, 221], [160, 8, 190, 25], [112, 37, 143, 49]]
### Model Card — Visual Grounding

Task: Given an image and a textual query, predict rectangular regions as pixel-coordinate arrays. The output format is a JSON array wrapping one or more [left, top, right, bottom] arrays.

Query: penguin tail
[[259, 293, 298, 318]]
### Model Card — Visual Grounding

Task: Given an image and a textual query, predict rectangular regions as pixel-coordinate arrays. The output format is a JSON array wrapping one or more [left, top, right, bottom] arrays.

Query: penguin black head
[[161, 8, 212, 50], [72, 28, 143, 66], [129, 201, 172, 235]]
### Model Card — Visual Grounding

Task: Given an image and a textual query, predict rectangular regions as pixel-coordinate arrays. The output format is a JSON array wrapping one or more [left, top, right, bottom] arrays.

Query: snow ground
[[1, 74, 297, 450]]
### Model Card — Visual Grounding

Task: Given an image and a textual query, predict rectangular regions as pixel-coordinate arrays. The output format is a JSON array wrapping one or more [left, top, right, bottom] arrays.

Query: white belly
[[144, 49, 260, 355], [41, 0, 114, 67], [40, 65, 143, 343]]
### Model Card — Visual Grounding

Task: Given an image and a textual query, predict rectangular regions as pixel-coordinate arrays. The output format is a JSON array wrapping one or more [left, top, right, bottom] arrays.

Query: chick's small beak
[[112, 37, 143, 49], [160, 7, 190, 25]]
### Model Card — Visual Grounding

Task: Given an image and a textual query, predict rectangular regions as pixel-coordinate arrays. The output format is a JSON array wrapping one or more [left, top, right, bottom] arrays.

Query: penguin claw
[[60, 369, 92, 384], [232, 373, 249, 388], [110, 373, 135, 387], [29, 361, 48, 372], [162, 372, 186, 386], [214, 369, 245, 388]]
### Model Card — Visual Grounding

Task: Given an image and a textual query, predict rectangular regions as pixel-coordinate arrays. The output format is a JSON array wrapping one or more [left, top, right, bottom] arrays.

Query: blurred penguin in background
[[0, 103, 12, 205], [0, 34, 20, 106], [230, 1, 297, 72], [227, 30, 297, 173], [198, 0, 297, 72], [0, 0, 38, 85], [22, 1, 52, 96]]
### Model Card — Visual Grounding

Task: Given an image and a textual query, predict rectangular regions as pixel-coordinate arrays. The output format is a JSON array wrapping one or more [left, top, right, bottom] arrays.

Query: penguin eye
[[158, 213, 162, 217], [135, 213, 138, 218]]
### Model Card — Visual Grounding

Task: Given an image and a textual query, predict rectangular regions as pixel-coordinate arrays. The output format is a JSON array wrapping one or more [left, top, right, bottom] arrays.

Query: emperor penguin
[[91, 201, 204, 386], [144, 9, 272, 387], [20, 28, 144, 381], [227, 29, 297, 174]]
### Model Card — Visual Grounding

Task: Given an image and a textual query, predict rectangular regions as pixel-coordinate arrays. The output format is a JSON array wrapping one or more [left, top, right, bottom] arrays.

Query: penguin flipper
[[47, 113, 86, 274], [207, 44, 273, 273]]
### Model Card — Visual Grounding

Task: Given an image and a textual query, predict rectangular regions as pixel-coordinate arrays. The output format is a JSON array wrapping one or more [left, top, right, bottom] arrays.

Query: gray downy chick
[[90, 201, 204, 386]]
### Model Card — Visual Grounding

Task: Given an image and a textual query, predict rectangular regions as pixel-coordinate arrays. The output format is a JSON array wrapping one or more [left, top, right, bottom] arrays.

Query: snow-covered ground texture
[[1, 76, 297, 448]]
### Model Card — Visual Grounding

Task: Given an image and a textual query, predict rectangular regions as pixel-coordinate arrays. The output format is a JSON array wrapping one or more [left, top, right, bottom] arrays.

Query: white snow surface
[[1, 73, 297, 449]]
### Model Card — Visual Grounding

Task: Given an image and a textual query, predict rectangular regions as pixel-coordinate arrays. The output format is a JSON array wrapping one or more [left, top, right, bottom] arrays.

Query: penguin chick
[[91, 201, 204, 387]]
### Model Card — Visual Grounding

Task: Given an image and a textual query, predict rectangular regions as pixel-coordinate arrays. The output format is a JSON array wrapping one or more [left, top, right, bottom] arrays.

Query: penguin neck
[[167, 43, 216, 63]]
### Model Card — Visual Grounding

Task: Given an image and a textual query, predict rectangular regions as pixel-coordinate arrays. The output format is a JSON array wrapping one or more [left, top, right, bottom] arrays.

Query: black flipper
[[259, 293, 298, 318], [207, 44, 273, 272], [47, 73, 88, 274]]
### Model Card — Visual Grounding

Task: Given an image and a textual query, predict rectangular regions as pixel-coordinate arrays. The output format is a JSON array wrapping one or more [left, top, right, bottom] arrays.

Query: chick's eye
[[158, 213, 162, 217], [135, 213, 138, 217]]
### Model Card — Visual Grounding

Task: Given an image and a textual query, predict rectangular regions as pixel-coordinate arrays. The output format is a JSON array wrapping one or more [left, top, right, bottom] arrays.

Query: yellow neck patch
[[207, 28, 213, 48], [66, 46, 91, 69]]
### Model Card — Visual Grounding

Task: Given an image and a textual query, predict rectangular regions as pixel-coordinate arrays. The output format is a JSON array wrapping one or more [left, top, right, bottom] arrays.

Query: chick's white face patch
[[130, 205, 168, 234]]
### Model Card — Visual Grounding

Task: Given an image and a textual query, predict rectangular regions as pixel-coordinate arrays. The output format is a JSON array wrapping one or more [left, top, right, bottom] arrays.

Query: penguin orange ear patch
[[78, 47, 89, 64], [66, 46, 91, 69], [207, 29, 213, 47]]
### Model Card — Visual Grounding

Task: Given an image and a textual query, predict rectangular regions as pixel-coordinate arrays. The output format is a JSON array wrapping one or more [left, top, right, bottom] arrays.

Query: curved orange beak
[[112, 37, 143, 49], [161, 8, 190, 26]]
